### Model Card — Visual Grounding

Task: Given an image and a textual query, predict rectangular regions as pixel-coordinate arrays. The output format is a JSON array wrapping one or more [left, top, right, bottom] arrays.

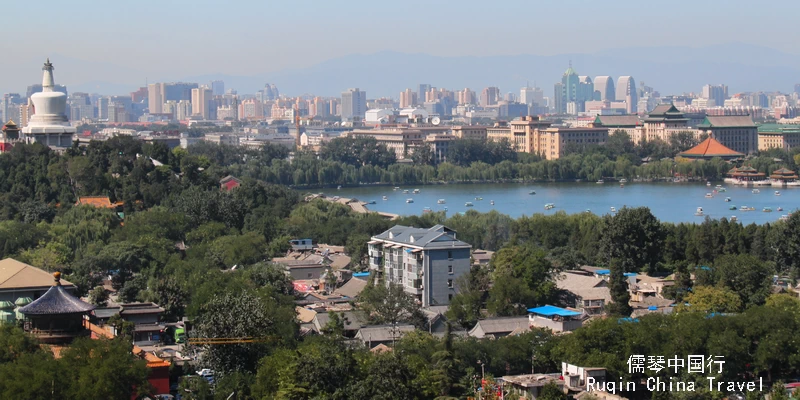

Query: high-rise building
[[147, 83, 163, 114], [578, 76, 594, 107], [593, 76, 615, 101], [341, 88, 366, 121], [418, 84, 431, 104], [553, 83, 564, 114], [130, 87, 147, 104], [480, 87, 500, 107], [68, 92, 93, 121], [176, 100, 192, 121], [399, 88, 417, 108], [616, 76, 638, 113], [313, 97, 329, 118], [457, 88, 476, 105], [97, 97, 109, 120], [191, 87, 213, 120], [211, 80, 225, 96], [701, 84, 728, 107]]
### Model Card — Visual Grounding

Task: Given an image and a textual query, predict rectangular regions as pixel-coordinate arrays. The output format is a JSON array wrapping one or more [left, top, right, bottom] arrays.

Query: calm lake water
[[328, 182, 798, 225]]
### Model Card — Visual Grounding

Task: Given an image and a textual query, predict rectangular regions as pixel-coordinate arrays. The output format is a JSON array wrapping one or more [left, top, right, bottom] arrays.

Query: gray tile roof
[[355, 324, 416, 342], [313, 310, 368, 332], [699, 115, 756, 128], [335, 277, 368, 298], [594, 115, 641, 127], [468, 316, 530, 337], [556, 272, 611, 302], [19, 282, 95, 315], [372, 225, 471, 249]]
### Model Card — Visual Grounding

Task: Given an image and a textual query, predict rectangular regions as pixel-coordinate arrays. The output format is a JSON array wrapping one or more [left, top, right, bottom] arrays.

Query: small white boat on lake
[[465, 202, 474, 207], [437, 199, 446, 204], [406, 198, 414, 203], [529, 190, 536, 195], [775, 191, 781, 196], [413, 189, 420, 194], [705, 193, 713, 198], [545, 203, 555, 210], [610, 207, 617, 213], [695, 207, 704, 216], [752, 189, 760, 194], [382, 196, 388, 200]]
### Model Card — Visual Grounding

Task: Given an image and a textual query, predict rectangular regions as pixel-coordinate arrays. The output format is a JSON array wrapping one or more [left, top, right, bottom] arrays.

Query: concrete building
[[368, 225, 472, 307], [22, 59, 76, 149], [593, 76, 615, 101], [147, 83, 163, 114], [191, 87, 213, 120], [457, 88, 476, 105], [758, 124, 800, 151], [509, 116, 553, 152], [451, 125, 487, 141], [528, 305, 583, 332], [341, 88, 367, 121], [697, 115, 758, 155], [480, 87, 500, 107], [616, 76, 638, 113], [399, 88, 417, 108], [210, 80, 224, 96], [537, 127, 608, 160], [701, 84, 728, 107], [0, 258, 78, 303], [418, 84, 431, 104], [591, 115, 643, 143]]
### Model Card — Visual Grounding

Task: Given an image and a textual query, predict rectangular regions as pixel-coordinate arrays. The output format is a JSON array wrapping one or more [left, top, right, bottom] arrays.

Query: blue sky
[[3, 0, 800, 93]]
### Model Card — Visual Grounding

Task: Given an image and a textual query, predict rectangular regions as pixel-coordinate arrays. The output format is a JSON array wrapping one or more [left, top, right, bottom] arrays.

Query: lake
[[327, 182, 797, 224]]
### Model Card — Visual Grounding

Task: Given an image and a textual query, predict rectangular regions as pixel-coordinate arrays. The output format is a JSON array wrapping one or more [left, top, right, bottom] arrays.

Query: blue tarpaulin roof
[[352, 272, 370, 277], [595, 269, 610, 275], [618, 317, 640, 323], [527, 305, 582, 317], [624, 273, 637, 277], [648, 306, 658, 311]]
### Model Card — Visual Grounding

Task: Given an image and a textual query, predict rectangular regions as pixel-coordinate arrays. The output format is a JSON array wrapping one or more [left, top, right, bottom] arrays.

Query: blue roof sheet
[[595, 269, 610, 275], [648, 306, 658, 311], [527, 305, 582, 317], [624, 273, 637, 277], [352, 272, 370, 277]]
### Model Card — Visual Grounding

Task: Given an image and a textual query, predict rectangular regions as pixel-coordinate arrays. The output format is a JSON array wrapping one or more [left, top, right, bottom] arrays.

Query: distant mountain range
[[31, 43, 800, 98]]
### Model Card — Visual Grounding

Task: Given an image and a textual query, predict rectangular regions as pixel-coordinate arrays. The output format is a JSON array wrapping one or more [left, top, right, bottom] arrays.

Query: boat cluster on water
[[698, 183, 790, 221]]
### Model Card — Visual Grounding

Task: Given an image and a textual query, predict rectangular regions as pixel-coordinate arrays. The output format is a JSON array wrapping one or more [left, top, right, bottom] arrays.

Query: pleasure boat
[[413, 189, 420, 194], [610, 207, 617, 213], [382, 196, 388, 200], [465, 202, 474, 207], [725, 197, 731, 202], [475, 197, 483, 201], [620, 183, 624, 188], [596, 179, 604, 184], [437, 199, 446, 204], [729, 205, 737, 210], [740, 206, 753, 211], [423, 207, 432, 213], [705, 193, 713, 198], [780, 215, 790, 221], [695, 207, 704, 216], [367, 200, 376, 204], [730, 216, 738, 222], [763, 207, 773, 212], [403, 189, 409, 194], [529, 190, 536, 195], [619, 178, 628, 183], [406, 198, 414, 203], [752, 189, 760, 194], [778, 207, 784, 211], [545, 203, 555, 210], [490, 200, 495, 205], [706, 182, 712, 187], [393, 187, 400, 191], [775, 191, 781, 196], [337, 185, 342, 190]]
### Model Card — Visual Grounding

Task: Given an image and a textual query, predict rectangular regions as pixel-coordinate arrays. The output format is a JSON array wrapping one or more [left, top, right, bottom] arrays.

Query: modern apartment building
[[341, 88, 367, 122], [368, 225, 472, 307]]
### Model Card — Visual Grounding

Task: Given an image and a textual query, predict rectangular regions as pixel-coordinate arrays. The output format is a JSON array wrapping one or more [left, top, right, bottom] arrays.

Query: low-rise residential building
[[354, 324, 415, 348], [528, 305, 584, 332], [368, 225, 472, 307], [468, 316, 530, 338], [556, 271, 611, 316], [451, 125, 487, 140], [0, 258, 77, 303], [562, 363, 607, 391], [501, 374, 566, 400], [203, 133, 239, 146]]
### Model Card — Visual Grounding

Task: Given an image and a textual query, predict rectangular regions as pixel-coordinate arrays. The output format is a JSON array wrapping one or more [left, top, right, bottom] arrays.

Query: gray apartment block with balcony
[[367, 225, 472, 307]]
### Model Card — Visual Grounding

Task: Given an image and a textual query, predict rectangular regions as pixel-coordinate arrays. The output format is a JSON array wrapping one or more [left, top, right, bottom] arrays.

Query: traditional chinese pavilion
[[769, 168, 798, 183], [726, 166, 766, 182], [18, 271, 95, 344], [678, 136, 744, 160]]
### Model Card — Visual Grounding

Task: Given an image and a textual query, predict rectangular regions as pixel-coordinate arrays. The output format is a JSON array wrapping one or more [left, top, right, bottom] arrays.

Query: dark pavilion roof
[[19, 272, 95, 315], [644, 104, 688, 123]]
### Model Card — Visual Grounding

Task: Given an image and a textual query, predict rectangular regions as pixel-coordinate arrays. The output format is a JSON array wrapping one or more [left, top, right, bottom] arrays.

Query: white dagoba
[[22, 59, 76, 148]]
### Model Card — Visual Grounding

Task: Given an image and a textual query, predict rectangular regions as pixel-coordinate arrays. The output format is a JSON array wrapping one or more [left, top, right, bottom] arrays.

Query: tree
[[345, 352, 422, 400], [359, 282, 426, 328], [193, 290, 296, 373], [606, 258, 633, 317], [447, 266, 490, 329], [772, 381, 789, 400], [88, 286, 109, 307], [539, 381, 568, 400], [148, 276, 188, 322], [677, 286, 743, 313], [58, 338, 151, 399], [487, 245, 559, 316], [713, 254, 773, 308], [600, 207, 665, 273]]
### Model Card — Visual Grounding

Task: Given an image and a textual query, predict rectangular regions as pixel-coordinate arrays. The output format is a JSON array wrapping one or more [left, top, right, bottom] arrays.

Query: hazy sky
[[4, 0, 800, 93]]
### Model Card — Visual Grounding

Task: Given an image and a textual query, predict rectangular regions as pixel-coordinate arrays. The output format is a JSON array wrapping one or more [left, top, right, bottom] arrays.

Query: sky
[[3, 0, 800, 94]]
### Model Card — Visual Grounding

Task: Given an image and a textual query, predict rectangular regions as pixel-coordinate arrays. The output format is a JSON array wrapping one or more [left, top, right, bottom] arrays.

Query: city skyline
[[3, 0, 800, 95]]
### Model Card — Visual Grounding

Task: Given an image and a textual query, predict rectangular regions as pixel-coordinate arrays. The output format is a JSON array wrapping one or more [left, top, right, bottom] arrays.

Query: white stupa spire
[[42, 58, 55, 91]]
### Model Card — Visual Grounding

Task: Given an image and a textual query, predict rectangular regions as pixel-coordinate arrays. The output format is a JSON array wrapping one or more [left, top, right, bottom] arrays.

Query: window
[[448, 265, 453, 274], [307, 273, 313, 278], [449, 294, 454, 301], [447, 251, 453, 259], [447, 279, 453, 288]]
